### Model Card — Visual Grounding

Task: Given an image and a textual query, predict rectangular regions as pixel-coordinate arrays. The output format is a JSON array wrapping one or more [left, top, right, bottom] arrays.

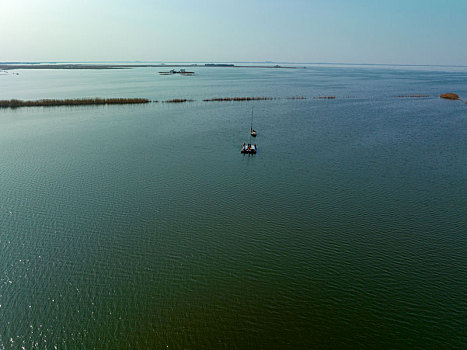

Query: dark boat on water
[[241, 143, 257, 154], [250, 108, 257, 137]]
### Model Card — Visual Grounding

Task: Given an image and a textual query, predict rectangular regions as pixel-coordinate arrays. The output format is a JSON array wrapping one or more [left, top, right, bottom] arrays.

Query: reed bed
[[163, 99, 194, 103], [4, 95, 456, 108], [440, 93, 460, 100], [203, 97, 276, 102], [0, 98, 150, 108]]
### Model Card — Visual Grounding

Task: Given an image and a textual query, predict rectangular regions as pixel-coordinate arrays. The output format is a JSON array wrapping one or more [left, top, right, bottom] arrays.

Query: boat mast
[[249, 107, 253, 144]]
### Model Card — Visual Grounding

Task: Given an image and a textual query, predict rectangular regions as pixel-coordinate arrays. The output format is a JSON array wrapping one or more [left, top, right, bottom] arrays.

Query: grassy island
[[0, 98, 151, 108]]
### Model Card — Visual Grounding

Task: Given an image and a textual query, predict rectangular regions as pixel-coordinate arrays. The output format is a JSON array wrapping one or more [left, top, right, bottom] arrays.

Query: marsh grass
[[163, 99, 194, 103], [203, 97, 276, 102], [440, 93, 460, 100], [0, 98, 151, 108]]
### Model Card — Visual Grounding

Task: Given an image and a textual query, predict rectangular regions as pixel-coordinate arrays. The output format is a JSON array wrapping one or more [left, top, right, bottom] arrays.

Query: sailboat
[[241, 108, 257, 154], [250, 108, 257, 137]]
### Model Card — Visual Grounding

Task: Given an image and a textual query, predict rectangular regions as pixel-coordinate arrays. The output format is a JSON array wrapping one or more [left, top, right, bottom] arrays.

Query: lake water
[[0, 64, 466, 348]]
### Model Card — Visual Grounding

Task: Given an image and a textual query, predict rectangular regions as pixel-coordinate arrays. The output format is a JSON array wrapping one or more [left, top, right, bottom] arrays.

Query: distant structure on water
[[159, 69, 194, 76]]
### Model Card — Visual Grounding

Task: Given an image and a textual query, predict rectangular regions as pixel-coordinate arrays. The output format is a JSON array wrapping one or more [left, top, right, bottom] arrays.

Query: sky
[[1, 0, 467, 65]]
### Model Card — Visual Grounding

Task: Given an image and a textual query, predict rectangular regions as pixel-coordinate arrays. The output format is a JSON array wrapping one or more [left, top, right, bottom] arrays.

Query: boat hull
[[241, 145, 257, 154]]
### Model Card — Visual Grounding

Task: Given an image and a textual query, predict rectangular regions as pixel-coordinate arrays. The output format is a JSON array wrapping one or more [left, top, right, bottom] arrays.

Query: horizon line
[[1, 60, 467, 68]]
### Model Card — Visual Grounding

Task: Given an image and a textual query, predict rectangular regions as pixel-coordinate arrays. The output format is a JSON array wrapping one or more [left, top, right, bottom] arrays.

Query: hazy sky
[[2, 0, 467, 65]]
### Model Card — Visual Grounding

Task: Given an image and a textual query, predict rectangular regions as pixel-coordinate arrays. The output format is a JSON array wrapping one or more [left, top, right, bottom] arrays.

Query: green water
[[0, 65, 466, 348]]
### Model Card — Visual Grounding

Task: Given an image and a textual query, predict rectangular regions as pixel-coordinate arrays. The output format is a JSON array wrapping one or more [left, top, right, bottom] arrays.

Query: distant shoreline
[[0, 63, 304, 71]]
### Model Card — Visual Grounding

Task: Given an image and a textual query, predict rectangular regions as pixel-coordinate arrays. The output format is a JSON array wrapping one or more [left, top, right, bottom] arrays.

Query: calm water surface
[[0, 65, 466, 348]]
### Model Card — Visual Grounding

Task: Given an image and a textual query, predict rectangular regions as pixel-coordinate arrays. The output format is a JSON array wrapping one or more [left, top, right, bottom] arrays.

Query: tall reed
[[0, 98, 150, 108]]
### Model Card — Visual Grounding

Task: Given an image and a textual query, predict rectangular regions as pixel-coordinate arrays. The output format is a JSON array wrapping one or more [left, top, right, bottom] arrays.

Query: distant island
[[0, 63, 303, 70], [204, 63, 234, 67]]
